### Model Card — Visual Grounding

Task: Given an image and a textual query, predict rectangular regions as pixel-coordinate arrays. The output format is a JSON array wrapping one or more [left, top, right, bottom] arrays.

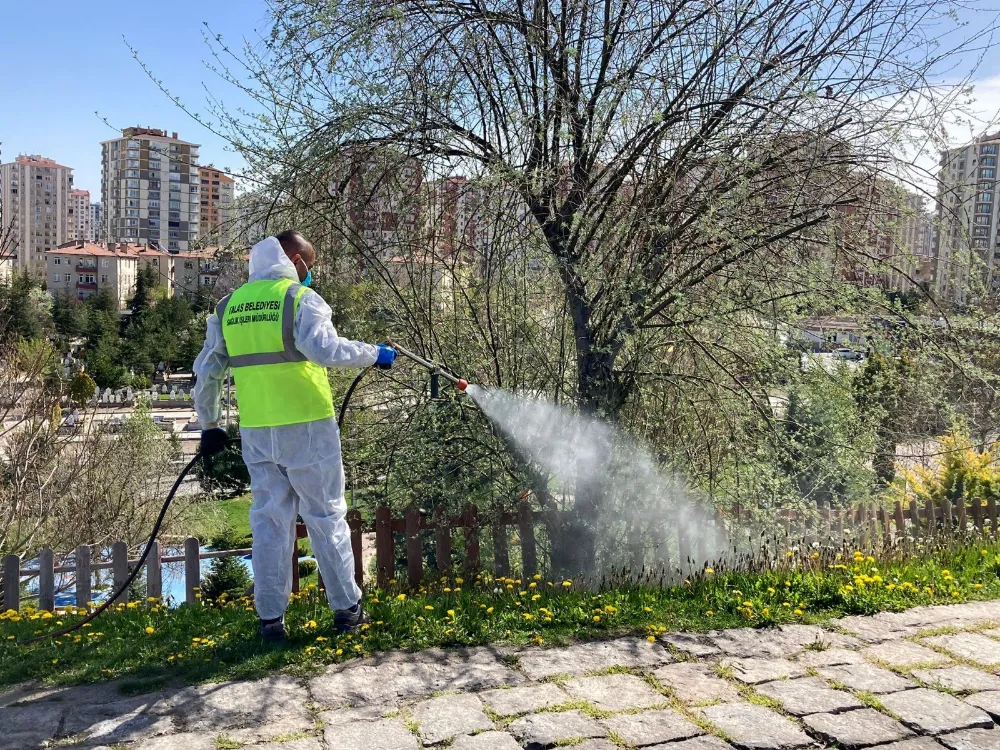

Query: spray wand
[[389, 341, 469, 393]]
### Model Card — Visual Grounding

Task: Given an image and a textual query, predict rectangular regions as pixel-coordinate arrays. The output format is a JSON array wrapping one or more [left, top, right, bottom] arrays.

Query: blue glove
[[375, 344, 397, 369]]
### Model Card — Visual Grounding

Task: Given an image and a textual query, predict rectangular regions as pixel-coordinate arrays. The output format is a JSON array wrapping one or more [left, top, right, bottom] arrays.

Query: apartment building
[[100, 127, 201, 252], [198, 166, 236, 247], [46, 241, 141, 307], [0, 154, 74, 275], [88, 202, 102, 242], [934, 133, 1000, 304], [69, 189, 91, 242]]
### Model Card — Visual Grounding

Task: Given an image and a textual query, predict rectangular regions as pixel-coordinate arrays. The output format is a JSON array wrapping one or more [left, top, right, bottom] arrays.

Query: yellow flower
[[444, 588, 452, 593], [562, 580, 572, 588], [794, 608, 803, 616], [425, 605, 434, 611], [706, 610, 714, 616], [396, 594, 406, 602], [974, 583, 983, 589], [648, 636, 656, 642], [742, 601, 754, 608], [336, 649, 344, 656], [486, 607, 494, 614], [145, 626, 155, 635], [455, 578, 464, 585], [529, 582, 537, 589], [643, 606, 653, 612], [532, 594, 541, 601], [524, 613, 534, 620], [604, 605, 617, 614], [447, 609, 456, 617], [705, 568, 714, 575], [593, 615, 601, 623]]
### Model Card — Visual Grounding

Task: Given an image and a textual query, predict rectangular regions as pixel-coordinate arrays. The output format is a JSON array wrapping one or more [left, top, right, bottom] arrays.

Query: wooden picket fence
[[1, 524, 310, 612], [350, 499, 543, 589], [766, 497, 1000, 545], [4, 495, 999, 612]]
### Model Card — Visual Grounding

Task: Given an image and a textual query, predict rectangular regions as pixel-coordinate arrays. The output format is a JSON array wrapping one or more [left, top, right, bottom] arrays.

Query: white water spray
[[465, 385, 728, 577]]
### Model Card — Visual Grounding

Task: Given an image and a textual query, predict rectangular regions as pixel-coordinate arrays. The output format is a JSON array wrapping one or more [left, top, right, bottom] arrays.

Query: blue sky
[[0, 0, 271, 196], [1, 1, 1000, 200]]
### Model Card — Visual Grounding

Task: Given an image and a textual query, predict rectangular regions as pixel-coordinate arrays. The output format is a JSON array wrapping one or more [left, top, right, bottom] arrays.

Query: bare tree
[[131, 0, 996, 571]]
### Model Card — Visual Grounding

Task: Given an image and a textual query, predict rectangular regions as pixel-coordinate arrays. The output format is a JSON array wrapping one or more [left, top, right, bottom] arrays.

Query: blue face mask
[[302, 269, 313, 287]]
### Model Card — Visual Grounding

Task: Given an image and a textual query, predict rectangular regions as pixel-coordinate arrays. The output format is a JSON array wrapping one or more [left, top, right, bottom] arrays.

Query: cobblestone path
[[5, 600, 1000, 749]]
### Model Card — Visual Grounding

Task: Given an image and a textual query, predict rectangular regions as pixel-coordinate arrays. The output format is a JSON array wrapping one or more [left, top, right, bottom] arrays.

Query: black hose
[[18, 367, 374, 646]]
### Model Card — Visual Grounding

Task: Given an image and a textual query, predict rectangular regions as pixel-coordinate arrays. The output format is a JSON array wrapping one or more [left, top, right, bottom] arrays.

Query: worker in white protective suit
[[193, 230, 396, 643]]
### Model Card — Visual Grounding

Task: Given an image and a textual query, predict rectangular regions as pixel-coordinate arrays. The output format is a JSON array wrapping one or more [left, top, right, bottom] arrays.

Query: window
[[980, 192, 994, 203], [184, 261, 193, 269], [149, 161, 161, 170], [53, 273, 60, 282], [101, 275, 108, 283], [101, 259, 109, 267], [53, 257, 62, 265], [126, 170, 140, 178], [977, 203, 992, 214], [81, 274, 95, 284], [126, 219, 139, 227], [127, 179, 139, 188], [168, 173, 181, 181], [984, 156, 997, 167], [983, 144, 998, 154]]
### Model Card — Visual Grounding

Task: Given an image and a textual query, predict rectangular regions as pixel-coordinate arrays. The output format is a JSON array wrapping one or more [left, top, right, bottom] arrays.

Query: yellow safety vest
[[217, 278, 334, 427]]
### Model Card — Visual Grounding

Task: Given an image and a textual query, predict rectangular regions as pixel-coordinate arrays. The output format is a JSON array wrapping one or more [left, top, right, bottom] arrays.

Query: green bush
[[200, 555, 252, 602], [298, 559, 318, 578]]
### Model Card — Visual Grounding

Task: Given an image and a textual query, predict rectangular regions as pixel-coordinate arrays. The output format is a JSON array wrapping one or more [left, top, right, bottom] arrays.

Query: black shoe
[[258, 617, 286, 644], [334, 603, 370, 634]]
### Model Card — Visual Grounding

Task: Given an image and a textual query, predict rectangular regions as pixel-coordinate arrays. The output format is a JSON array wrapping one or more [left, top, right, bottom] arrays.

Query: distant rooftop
[[12, 154, 71, 170]]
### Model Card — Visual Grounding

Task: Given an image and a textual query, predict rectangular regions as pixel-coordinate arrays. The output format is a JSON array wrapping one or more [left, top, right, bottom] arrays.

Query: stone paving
[[8, 601, 1000, 749]]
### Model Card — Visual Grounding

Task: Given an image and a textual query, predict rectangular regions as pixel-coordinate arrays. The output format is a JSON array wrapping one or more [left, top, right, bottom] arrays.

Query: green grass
[[4, 538, 1000, 691], [183, 496, 253, 543]]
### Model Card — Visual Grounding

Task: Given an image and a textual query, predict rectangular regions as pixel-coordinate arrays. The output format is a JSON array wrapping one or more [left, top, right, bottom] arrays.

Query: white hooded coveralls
[[193, 237, 377, 619]]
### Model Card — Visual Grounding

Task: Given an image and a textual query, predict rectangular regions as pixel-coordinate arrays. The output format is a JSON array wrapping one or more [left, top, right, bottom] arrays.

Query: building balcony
[[76, 282, 97, 290], [76, 264, 97, 272]]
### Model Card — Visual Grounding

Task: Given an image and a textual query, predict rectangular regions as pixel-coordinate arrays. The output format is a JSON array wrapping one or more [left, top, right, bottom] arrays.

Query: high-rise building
[[0, 154, 75, 275], [934, 132, 1000, 304], [197, 166, 236, 246], [100, 127, 201, 252], [88, 202, 103, 242], [69, 189, 91, 242]]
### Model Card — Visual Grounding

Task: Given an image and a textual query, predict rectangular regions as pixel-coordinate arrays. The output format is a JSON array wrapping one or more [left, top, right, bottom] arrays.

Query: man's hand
[[375, 344, 397, 370], [200, 427, 230, 457]]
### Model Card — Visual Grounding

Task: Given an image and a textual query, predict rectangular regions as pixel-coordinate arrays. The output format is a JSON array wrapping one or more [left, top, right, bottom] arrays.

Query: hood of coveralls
[[248, 236, 300, 283]]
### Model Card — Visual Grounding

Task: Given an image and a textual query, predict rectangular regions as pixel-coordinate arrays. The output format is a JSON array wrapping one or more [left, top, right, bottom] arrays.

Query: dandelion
[[562, 580, 572, 588], [705, 568, 714, 575], [145, 626, 155, 635], [447, 609, 456, 617], [648, 636, 656, 642], [425, 605, 434, 611], [456, 578, 464, 585], [593, 615, 601, 623], [706, 610, 714, 616], [974, 583, 983, 589], [742, 601, 754, 608], [396, 594, 407, 602], [643, 606, 653, 612], [532, 594, 541, 601], [486, 607, 494, 614], [336, 649, 344, 656], [524, 613, 534, 620], [794, 608, 803, 616]]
